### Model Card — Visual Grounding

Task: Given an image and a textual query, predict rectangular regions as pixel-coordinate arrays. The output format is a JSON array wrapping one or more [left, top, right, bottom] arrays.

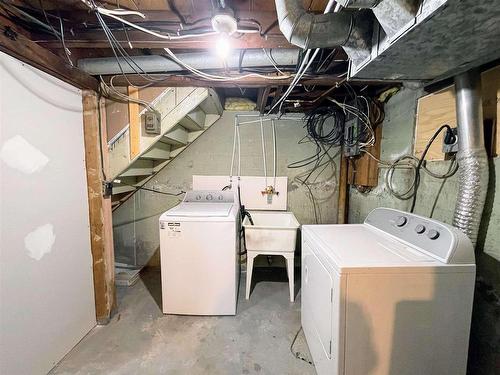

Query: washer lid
[[162, 202, 233, 217]]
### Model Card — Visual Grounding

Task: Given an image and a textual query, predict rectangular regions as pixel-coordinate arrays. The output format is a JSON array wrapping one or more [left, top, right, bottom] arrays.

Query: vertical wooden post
[[256, 86, 272, 114], [127, 86, 141, 159], [337, 155, 349, 224], [82, 90, 116, 324]]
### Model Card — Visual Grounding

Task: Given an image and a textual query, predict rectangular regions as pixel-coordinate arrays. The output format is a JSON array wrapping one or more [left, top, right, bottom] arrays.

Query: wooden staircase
[[108, 87, 222, 208]]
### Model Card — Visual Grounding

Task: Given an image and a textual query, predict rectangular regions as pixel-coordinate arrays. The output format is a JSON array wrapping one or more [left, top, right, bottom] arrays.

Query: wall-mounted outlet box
[[143, 110, 161, 135], [442, 127, 458, 154]]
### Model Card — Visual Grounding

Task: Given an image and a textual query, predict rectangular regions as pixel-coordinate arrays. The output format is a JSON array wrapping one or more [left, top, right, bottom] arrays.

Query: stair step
[[109, 88, 224, 199], [169, 145, 187, 159], [153, 159, 172, 173], [163, 125, 188, 145], [112, 185, 136, 194], [188, 130, 204, 143], [141, 142, 171, 160], [119, 159, 154, 177], [179, 108, 206, 131], [199, 90, 223, 114], [204, 113, 221, 128]]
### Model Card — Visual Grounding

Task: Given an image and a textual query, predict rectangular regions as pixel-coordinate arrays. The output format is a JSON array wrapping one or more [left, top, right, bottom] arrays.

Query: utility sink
[[243, 211, 300, 253]]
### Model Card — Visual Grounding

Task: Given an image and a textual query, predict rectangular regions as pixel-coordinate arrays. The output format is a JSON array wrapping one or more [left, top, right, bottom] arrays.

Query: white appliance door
[[302, 240, 334, 359], [160, 220, 237, 315]]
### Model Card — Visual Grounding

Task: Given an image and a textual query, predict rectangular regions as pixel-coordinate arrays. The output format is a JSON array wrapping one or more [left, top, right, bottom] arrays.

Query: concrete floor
[[50, 267, 315, 375]]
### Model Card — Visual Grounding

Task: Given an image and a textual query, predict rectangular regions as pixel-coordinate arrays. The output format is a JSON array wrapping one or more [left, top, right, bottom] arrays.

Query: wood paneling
[[127, 86, 141, 159], [415, 66, 500, 160]]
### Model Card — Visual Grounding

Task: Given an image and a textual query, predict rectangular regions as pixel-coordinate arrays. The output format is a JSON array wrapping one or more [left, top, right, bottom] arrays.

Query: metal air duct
[[77, 49, 300, 76], [452, 70, 489, 247], [274, 0, 372, 62]]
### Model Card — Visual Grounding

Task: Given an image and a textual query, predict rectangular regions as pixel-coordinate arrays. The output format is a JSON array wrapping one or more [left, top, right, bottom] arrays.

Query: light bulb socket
[[211, 8, 238, 35]]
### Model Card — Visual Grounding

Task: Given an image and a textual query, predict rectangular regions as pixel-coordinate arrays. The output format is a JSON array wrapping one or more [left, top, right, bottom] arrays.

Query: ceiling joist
[[0, 19, 99, 90]]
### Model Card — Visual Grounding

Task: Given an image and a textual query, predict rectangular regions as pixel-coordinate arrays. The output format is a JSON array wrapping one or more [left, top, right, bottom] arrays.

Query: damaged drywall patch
[[25, 223, 56, 260], [0, 135, 49, 174]]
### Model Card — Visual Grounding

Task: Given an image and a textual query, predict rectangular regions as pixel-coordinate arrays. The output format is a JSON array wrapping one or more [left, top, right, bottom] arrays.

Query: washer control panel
[[183, 190, 235, 203], [364, 208, 457, 263]]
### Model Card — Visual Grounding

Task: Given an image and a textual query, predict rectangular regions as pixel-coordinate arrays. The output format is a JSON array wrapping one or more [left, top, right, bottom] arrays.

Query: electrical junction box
[[143, 110, 161, 135], [344, 113, 362, 157]]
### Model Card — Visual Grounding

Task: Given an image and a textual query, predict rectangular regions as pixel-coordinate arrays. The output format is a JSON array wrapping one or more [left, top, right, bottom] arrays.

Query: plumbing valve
[[261, 185, 279, 204]]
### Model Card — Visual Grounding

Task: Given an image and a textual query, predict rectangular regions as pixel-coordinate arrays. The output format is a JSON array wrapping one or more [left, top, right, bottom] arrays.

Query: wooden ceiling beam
[[34, 32, 292, 50], [53, 10, 280, 26], [101, 74, 347, 88], [0, 23, 99, 90], [26, 8, 288, 49]]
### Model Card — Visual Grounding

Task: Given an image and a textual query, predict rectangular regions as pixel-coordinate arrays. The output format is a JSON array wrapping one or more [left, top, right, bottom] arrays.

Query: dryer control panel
[[364, 208, 474, 264], [183, 190, 235, 204]]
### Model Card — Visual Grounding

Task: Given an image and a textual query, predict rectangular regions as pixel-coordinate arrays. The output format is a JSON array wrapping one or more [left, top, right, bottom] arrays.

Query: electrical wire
[[101, 76, 155, 111], [267, 0, 340, 115], [290, 326, 314, 366], [304, 106, 345, 147], [262, 48, 286, 75], [163, 48, 292, 81], [114, 179, 185, 197], [0, 1, 75, 66], [361, 125, 458, 206], [82, 0, 260, 39], [409, 124, 454, 212]]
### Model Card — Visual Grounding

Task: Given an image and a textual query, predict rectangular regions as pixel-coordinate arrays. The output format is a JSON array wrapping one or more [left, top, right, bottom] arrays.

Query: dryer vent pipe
[[274, 0, 371, 50], [452, 70, 489, 247]]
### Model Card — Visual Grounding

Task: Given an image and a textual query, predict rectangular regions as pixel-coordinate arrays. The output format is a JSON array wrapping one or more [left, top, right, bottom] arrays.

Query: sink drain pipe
[[452, 70, 489, 247]]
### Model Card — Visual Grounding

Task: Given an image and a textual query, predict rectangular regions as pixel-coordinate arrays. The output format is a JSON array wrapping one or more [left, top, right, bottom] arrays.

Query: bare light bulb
[[215, 34, 231, 60]]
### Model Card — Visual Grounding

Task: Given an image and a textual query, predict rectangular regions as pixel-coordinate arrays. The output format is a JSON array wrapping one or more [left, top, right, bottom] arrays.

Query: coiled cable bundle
[[304, 105, 345, 146]]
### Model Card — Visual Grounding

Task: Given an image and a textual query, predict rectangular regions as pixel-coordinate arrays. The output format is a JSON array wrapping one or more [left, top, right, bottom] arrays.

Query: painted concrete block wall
[[0, 53, 96, 374], [113, 111, 340, 266], [348, 86, 500, 259], [348, 86, 500, 375]]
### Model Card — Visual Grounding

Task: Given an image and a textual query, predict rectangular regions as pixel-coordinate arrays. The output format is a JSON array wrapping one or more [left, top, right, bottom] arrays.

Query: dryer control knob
[[427, 229, 440, 240], [206, 194, 213, 201], [415, 224, 426, 234], [395, 216, 408, 227]]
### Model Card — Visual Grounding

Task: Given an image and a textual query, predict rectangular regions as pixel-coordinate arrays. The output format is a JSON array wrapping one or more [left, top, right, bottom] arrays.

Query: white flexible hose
[[230, 115, 238, 182], [272, 119, 277, 188], [260, 117, 268, 187]]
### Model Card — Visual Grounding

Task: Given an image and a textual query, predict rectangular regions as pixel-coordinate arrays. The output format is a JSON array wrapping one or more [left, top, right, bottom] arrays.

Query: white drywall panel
[[0, 52, 96, 375]]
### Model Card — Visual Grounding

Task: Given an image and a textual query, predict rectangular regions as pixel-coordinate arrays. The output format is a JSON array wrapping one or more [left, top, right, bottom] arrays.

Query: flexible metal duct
[[452, 70, 489, 247], [77, 49, 300, 76], [274, 0, 372, 57]]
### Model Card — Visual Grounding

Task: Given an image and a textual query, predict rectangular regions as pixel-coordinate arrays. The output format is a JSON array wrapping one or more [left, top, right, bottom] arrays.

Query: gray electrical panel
[[343, 111, 362, 157], [143, 110, 161, 135]]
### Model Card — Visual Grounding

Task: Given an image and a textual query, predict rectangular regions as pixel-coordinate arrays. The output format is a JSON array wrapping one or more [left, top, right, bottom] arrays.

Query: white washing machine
[[159, 190, 239, 315], [301, 208, 476, 375]]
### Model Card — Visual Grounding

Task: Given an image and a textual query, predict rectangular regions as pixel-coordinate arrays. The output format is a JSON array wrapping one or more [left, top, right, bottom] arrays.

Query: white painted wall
[[0, 53, 96, 374]]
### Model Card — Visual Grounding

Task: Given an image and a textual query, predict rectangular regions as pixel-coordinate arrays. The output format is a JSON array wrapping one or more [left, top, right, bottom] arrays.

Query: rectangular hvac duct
[[348, 0, 500, 82]]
